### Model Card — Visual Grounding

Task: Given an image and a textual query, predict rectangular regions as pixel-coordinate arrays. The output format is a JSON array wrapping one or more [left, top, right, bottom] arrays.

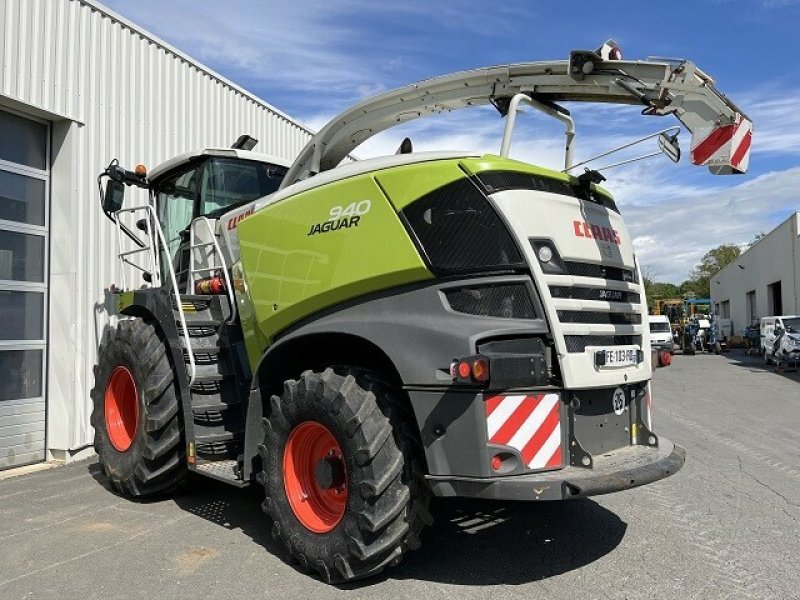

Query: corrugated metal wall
[[0, 0, 314, 457]]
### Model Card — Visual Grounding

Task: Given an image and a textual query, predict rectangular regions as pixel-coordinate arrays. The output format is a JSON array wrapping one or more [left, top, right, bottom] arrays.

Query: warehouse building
[[711, 212, 800, 335], [0, 0, 314, 469]]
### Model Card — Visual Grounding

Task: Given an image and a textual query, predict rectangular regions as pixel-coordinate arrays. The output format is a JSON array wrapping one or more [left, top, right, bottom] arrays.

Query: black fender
[[241, 274, 550, 479]]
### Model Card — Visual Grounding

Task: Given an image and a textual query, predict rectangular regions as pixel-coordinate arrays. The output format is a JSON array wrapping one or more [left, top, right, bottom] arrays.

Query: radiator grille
[[564, 261, 636, 283], [564, 335, 642, 353], [444, 284, 536, 319], [549, 285, 641, 304], [557, 311, 641, 325]]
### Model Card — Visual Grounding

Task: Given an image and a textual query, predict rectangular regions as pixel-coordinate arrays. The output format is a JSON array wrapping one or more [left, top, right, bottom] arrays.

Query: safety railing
[[189, 217, 237, 323], [500, 93, 576, 170], [113, 205, 197, 385]]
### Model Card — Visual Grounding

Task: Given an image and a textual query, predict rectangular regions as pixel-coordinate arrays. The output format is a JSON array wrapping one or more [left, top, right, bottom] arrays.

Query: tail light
[[450, 355, 490, 384]]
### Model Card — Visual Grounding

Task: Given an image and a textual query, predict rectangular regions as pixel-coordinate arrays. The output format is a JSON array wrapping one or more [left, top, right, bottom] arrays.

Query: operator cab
[[147, 148, 290, 285]]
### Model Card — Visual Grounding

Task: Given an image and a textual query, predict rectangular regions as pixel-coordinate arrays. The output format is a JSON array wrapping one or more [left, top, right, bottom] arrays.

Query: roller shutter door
[[0, 108, 49, 470]]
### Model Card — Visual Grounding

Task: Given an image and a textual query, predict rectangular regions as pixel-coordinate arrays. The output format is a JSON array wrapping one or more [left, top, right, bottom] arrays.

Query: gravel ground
[[1, 349, 798, 600]]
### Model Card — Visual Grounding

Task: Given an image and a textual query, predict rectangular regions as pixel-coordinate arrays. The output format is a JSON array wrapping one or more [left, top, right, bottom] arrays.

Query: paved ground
[[2, 349, 799, 600]]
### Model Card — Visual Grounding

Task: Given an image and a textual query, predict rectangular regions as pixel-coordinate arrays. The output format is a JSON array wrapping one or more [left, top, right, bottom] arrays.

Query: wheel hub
[[283, 421, 348, 533], [315, 454, 346, 490], [104, 366, 139, 452]]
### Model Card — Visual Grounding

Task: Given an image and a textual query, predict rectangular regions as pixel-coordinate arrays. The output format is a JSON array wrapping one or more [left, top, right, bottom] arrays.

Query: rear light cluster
[[450, 355, 490, 384]]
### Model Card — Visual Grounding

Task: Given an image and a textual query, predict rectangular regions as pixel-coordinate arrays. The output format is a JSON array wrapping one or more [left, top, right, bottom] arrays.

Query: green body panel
[[116, 290, 135, 313], [460, 154, 574, 183], [232, 261, 270, 369], [235, 153, 615, 371], [373, 160, 467, 210], [236, 172, 433, 369]]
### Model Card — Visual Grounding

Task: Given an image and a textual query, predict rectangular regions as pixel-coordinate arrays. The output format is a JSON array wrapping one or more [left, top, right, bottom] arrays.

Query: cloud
[[102, 1, 798, 285], [624, 166, 800, 282], [102, 0, 530, 115]]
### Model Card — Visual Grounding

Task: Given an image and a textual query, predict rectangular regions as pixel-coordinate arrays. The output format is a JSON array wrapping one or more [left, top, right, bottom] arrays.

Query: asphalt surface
[[1, 349, 799, 600]]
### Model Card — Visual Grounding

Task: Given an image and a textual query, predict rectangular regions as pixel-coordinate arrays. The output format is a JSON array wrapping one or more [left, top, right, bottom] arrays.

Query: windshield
[[781, 318, 800, 333], [650, 322, 670, 333]]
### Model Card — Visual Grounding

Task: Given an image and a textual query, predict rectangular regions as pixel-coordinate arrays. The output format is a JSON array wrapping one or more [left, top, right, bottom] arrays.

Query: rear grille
[[564, 335, 641, 353], [473, 170, 619, 213], [549, 285, 640, 304], [557, 311, 641, 325], [444, 283, 536, 319], [564, 261, 636, 283]]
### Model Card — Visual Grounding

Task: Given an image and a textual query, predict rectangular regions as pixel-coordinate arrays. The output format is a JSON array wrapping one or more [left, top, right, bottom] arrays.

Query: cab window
[[200, 158, 286, 218], [156, 166, 199, 262]]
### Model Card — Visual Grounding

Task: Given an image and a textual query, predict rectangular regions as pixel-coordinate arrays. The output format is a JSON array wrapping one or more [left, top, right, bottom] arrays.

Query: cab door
[[155, 163, 201, 287]]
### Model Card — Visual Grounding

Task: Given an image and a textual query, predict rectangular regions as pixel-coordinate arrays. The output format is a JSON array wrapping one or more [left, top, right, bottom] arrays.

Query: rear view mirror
[[103, 179, 125, 213], [658, 132, 681, 163]]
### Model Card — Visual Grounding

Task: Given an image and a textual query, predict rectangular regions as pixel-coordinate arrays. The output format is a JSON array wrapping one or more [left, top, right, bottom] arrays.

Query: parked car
[[760, 315, 800, 364], [649, 314, 675, 354]]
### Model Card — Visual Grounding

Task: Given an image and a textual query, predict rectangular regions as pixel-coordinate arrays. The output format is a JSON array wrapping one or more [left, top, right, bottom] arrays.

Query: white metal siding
[[0, 0, 315, 457], [711, 212, 800, 334]]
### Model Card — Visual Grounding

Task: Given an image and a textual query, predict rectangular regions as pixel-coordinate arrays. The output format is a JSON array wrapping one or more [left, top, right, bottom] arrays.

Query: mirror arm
[[102, 208, 146, 249]]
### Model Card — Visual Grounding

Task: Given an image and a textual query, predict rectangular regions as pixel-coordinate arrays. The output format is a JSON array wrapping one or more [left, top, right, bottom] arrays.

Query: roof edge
[[78, 0, 315, 136]]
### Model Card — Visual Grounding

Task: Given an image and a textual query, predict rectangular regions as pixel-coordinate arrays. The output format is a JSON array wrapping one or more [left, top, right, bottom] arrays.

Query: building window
[[721, 300, 730, 319], [767, 281, 782, 316], [746, 290, 756, 325]]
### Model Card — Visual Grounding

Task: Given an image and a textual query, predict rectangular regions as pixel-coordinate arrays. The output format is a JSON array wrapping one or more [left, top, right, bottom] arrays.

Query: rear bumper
[[426, 439, 685, 501]]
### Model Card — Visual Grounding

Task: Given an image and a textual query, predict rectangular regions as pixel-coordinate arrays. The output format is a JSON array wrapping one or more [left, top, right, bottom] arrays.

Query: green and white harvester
[[93, 42, 752, 581]]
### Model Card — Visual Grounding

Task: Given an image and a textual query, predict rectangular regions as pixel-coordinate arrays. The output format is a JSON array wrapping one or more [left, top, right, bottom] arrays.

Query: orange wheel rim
[[283, 421, 348, 533], [104, 366, 139, 452]]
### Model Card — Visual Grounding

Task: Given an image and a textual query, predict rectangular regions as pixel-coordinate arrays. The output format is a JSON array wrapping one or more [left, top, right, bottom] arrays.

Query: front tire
[[90, 319, 186, 497], [258, 368, 432, 583]]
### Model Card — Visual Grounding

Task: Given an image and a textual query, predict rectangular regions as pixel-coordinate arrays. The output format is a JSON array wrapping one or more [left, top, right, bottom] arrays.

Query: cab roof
[[148, 148, 292, 182]]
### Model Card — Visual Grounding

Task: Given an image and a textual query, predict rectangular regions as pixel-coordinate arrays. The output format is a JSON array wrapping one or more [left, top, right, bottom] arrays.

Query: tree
[[689, 244, 742, 298]]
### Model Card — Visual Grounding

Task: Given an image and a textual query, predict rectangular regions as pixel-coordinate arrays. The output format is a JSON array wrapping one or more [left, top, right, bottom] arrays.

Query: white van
[[761, 315, 800, 364], [649, 315, 675, 353]]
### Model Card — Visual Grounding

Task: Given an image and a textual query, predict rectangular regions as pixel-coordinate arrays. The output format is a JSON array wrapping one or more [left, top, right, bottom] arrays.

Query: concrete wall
[[0, 0, 315, 461], [711, 213, 800, 334]]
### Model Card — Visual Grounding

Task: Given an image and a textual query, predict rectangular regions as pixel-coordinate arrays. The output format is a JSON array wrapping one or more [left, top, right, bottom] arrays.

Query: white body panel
[[490, 189, 651, 389]]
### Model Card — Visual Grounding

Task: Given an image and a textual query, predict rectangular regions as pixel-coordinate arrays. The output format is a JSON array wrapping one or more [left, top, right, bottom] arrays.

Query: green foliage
[[689, 243, 742, 298], [642, 243, 741, 311]]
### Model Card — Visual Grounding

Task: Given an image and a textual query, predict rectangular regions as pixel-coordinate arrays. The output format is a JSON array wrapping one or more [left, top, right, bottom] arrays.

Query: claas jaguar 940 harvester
[[93, 41, 752, 582]]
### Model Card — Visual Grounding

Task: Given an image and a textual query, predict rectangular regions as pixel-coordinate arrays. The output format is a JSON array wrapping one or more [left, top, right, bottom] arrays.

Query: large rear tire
[[90, 319, 186, 497], [258, 368, 432, 583]]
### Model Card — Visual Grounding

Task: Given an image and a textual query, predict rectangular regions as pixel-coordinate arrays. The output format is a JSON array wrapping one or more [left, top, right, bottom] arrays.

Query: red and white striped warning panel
[[690, 114, 753, 174], [485, 393, 562, 471]]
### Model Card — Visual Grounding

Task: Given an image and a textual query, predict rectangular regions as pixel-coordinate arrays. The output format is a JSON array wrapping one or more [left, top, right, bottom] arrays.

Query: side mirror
[[658, 132, 681, 163], [103, 179, 125, 213]]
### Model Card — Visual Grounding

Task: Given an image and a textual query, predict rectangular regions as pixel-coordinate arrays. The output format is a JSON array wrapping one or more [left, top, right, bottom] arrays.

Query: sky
[[103, 0, 800, 283]]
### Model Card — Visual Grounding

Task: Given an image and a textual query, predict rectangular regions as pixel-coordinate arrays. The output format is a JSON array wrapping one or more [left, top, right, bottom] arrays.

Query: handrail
[[500, 93, 575, 170], [114, 205, 196, 385], [113, 207, 160, 289], [190, 217, 238, 323], [564, 126, 681, 173]]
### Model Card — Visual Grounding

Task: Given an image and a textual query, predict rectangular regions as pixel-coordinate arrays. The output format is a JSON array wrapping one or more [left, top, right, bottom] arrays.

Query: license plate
[[599, 346, 638, 367]]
